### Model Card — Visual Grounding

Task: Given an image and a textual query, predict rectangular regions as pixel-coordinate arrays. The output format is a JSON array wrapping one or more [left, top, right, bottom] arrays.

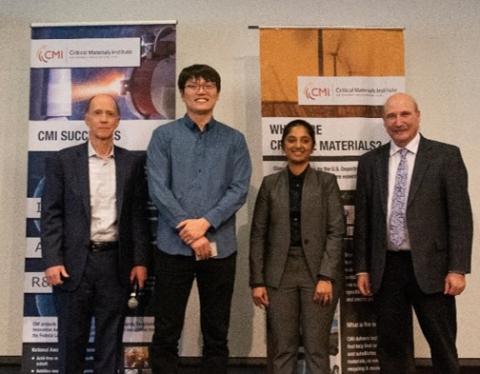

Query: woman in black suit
[[250, 119, 345, 374]]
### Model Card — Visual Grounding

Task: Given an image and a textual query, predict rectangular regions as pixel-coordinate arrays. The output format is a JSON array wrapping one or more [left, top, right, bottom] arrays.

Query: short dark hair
[[281, 119, 316, 147], [84, 94, 121, 117], [177, 64, 221, 93]]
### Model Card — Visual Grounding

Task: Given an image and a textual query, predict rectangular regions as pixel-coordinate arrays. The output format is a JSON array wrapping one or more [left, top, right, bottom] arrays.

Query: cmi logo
[[36, 45, 64, 63], [304, 84, 331, 100]]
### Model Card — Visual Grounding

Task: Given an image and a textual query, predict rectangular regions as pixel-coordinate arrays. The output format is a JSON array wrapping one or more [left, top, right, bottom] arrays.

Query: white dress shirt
[[88, 142, 118, 242]]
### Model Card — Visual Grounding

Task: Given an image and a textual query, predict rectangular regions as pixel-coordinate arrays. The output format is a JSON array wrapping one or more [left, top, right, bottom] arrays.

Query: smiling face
[[383, 93, 420, 147], [181, 77, 219, 117], [282, 125, 314, 166], [84, 94, 120, 142]]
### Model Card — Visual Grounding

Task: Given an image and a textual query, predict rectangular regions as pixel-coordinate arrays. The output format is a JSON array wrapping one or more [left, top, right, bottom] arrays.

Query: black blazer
[[354, 135, 473, 294], [41, 142, 150, 291], [250, 167, 345, 288]]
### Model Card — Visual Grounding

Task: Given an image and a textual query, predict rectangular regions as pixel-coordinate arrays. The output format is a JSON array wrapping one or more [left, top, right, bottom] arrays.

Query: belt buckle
[[90, 241, 109, 252], [90, 242, 101, 252]]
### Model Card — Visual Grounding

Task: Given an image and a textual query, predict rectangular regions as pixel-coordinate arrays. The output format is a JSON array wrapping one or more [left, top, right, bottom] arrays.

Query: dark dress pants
[[149, 250, 236, 374], [374, 251, 459, 374], [53, 249, 128, 374]]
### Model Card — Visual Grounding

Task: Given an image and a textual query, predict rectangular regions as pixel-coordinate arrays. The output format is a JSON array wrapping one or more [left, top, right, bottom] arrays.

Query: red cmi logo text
[[36, 46, 64, 63], [304, 86, 330, 100]]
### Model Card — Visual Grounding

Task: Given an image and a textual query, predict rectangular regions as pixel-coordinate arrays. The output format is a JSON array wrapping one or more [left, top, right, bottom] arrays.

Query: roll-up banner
[[24, 21, 176, 373], [260, 27, 405, 373]]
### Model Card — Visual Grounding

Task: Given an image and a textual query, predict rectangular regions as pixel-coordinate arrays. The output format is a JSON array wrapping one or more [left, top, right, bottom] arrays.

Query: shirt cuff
[[317, 274, 333, 282]]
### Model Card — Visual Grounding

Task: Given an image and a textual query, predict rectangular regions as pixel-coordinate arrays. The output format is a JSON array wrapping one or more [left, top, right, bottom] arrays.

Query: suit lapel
[[302, 167, 320, 214], [277, 168, 290, 200], [76, 143, 91, 221], [407, 136, 431, 206], [114, 146, 126, 220], [275, 169, 291, 233], [376, 144, 390, 215]]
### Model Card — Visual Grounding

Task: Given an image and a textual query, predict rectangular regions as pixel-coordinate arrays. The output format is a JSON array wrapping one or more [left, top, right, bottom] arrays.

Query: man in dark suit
[[354, 93, 472, 373], [41, 94, 150, 374]]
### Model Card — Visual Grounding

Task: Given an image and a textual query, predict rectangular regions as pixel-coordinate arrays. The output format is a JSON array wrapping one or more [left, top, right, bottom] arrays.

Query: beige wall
[[1, 0, 479, 358]]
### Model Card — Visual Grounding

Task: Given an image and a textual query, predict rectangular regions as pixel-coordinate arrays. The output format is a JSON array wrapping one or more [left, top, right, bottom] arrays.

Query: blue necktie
[[389, 148, 409, 248]]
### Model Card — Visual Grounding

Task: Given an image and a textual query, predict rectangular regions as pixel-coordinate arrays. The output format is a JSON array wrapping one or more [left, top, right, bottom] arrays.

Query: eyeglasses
[[184, 82, 217, 92]]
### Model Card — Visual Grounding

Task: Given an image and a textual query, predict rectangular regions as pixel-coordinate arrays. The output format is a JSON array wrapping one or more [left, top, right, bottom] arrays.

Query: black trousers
[[53, 249, 129, 374], [374, 251, 459, 374], [149, 250, 236, 374]]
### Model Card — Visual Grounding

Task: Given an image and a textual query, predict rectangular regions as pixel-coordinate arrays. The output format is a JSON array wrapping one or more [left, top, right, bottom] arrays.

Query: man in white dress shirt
[[354, 93, 472, 373], [42, 94, 150, 374]]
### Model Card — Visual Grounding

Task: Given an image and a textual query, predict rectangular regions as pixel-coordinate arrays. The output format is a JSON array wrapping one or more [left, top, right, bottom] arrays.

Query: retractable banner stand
[[260, 27, 405, 373], [24, 21, 176, 373]]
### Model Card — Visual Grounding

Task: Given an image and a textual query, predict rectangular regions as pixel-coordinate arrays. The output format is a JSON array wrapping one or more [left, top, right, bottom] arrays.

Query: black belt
[[89, 241, 119, 252], [387, 249, 411, 256]]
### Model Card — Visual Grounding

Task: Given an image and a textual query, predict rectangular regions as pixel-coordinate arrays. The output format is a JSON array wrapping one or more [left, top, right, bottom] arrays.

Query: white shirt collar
[[389, 132, 420, 156], [88, 141, 114, 158]]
